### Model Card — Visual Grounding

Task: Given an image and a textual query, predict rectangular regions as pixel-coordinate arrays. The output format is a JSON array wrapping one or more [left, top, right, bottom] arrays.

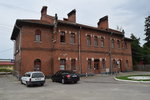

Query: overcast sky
[[0, 0, 149, 59]]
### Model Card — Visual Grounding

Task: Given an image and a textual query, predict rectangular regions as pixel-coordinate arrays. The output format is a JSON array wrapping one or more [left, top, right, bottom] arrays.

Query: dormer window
[[35, 30, 41, 42]]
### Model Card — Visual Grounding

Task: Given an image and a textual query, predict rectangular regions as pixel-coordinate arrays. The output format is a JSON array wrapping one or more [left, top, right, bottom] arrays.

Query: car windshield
[[32, 73, 44, 78]]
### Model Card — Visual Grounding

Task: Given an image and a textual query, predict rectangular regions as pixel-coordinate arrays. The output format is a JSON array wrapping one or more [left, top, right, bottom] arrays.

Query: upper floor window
[[35, 30, 41, 42], [111, 39, 115, 48], [94, 36, 98, 47], [87, 35, 91, 46], [117, 40, 121, 48], [60, 31, 65, 43], [101, 37, 104, 48], [70, 33, 75, 44], [124, 42, 127, 49]]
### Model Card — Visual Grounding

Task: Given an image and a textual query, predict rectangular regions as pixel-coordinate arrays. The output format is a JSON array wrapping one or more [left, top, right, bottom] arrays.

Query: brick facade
[[11, 6, 133, 77]]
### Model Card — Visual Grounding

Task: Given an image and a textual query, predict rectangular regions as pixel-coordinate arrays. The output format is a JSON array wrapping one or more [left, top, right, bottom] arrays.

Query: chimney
[[97, 16, 109, 29], [41, 6, 47, 16], [67, 9, 76, 23]]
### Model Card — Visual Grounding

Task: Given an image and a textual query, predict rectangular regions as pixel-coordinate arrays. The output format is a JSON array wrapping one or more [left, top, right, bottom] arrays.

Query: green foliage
[[130, 34, 143, 65], [0, 68, 12, 72], [144, 16, 150, 47]]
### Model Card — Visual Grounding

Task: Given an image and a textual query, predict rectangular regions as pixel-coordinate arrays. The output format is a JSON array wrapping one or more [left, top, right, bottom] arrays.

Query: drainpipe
[[78, 26, 82, 74], [109, 32, 113, 74]]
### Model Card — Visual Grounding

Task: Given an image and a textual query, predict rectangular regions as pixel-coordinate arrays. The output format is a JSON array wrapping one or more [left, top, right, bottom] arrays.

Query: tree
[[130, 34, 143, 65], [144, 16, 150, 47]]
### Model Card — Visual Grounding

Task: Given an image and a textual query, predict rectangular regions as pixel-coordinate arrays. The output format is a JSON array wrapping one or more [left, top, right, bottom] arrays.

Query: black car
[[51, 70, 80, 84]]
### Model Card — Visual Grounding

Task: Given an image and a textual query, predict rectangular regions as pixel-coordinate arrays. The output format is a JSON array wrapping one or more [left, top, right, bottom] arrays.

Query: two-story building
[[11, 6, 133, 77]]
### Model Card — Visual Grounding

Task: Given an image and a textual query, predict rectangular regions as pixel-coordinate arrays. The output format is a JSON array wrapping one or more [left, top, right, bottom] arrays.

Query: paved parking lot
[[0, 71, 150, 100]]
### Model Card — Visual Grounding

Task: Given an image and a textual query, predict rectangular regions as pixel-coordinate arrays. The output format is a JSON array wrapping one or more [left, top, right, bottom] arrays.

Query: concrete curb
[[0, 72, 12, 75], [114, 77, 150, 83]]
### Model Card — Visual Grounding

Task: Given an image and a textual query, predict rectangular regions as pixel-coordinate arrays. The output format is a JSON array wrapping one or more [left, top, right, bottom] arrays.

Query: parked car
[[51, 70, 80, 84], [20, 71, 45, 87]]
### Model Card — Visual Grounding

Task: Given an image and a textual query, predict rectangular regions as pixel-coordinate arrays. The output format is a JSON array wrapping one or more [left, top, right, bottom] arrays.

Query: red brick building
[[11, 6, 133, 77]]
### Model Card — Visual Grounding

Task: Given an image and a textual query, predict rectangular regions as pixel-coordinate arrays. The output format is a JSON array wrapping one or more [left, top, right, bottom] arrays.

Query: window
[[88, 59, 92, 69], [101, 37, 104, 48], [111, 39, 115, 48], [70, 33, 75, 44], [124, 42, 127, 49], [60, 31, 65, 43], [102, 59, 106, 69], [35, 30, 41, 42], [34, 59, 41, 71], [94, 59, 99, 70], [112, 59, 116, 68], [87, 35, 91, 46], [117, 40, 121, 48], [60, 59, 66, 70], [94, 36, 98, 47], [71, 59, 76, 70]]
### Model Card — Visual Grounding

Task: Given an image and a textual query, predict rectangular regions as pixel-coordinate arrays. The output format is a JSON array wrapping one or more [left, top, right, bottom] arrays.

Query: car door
[[22, 73, 30, 84]]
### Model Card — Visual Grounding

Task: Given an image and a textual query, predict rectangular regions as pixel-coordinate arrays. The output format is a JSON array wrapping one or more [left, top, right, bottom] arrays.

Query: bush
[[0, 68, 12, 72]]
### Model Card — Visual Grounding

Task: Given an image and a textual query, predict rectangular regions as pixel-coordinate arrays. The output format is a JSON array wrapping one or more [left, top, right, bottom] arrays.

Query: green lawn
[[116, 75, 150, 81]]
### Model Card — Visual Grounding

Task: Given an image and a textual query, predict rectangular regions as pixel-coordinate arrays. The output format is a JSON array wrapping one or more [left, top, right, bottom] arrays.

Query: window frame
[[70, 33, 75, 44], [60, 31, 66, 43], [87, 35, 91, 46]]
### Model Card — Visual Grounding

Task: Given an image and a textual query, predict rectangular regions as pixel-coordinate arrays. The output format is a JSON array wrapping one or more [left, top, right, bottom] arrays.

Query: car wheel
[[26, 81, 30, 87], [41, 83, 44, 86], [52, 79, 55, 82], [61, 79, 65, 84]]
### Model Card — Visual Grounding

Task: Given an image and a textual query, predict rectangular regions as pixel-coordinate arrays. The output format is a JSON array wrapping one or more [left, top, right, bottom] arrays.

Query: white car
[[20, 71, 45, 87]]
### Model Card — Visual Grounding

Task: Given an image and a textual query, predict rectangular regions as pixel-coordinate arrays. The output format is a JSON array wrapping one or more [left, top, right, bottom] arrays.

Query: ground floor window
[[94, 59, 99, 70], [34, 59, 41, 71], [102, 59, 106, 69], [60, 59, 66, 70], [88, 59, 92, 70], [71, 59, 76, 70]]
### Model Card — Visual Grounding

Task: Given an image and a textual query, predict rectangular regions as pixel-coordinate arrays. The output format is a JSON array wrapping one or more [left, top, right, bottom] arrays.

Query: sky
[[0, 0, 149, 59]]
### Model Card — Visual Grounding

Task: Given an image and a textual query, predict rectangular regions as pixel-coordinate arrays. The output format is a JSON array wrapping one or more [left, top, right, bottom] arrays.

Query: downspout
[[109, 32, 113, 74], [78, 26, 82, 74]]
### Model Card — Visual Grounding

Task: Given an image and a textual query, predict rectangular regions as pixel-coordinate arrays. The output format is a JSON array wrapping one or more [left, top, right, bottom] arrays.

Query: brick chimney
[[41, 6, 47, 16], [97, 16, 109, 29], [67, 9, 76, 23]]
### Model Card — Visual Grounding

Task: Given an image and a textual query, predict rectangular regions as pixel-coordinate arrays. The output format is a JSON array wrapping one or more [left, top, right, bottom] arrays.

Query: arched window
[[101, 37, 104, 48], [117, 40, 121, 48], [34, 59, 41, 71], [111, 39, 115, 48], [94, 36, 98, 47], [70, 33, 75, 44], [87, 35, 91, 46], [35, 30, 41, 42], [112, 59, 116, 68]]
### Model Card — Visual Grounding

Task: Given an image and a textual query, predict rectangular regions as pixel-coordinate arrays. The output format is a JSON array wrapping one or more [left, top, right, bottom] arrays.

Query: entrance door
[[34, 59, 41, 71], [94, 59, 100, 74]]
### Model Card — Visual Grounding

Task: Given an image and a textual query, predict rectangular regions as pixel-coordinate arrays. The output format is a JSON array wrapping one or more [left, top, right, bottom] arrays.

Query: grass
[[116, 75, 150, 81]]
